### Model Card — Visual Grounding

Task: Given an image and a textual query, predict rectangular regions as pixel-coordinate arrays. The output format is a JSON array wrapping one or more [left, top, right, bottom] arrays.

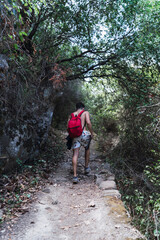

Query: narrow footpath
[[1, 140, 145, 240]]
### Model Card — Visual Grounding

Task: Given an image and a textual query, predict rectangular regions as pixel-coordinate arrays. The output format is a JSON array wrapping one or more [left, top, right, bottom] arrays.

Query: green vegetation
[[80, 75, 160, 239], [1, 0, 160, 239]]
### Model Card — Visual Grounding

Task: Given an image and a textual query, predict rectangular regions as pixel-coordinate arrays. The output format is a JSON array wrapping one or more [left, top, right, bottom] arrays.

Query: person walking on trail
[[67, 102, 94, 184]]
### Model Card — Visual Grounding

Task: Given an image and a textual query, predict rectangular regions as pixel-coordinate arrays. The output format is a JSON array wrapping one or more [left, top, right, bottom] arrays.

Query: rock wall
[[0, 54, 62, 173]]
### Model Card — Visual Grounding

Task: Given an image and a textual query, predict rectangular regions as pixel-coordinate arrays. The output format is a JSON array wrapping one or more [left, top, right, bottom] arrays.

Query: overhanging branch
[[66, 55, 117, 80]]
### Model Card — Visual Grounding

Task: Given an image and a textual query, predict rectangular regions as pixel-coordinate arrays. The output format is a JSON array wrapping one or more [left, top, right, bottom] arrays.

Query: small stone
[[88, 201, 95, 207], [115, 224, 121, 228], [74, 223, 80, 227], [84, 220, 90, 225], [99, 181, 116, 190], [45, 207, 51, 210], [52, 200, 58, 205], [21, 208, 29, 214], [42, 188, 50, 193]]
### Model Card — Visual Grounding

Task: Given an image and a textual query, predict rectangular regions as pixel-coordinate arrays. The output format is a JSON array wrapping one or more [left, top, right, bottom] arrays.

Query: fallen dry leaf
[[88, 201, 96, 207], [84, 220, 90, 225], [60, 226, 70, 231], [73, 205, 80, 208], [74, 223, 81, 227]]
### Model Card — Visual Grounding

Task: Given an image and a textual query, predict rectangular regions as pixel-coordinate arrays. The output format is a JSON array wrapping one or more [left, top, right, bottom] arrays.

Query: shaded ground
[[0, 140, 145, 240]]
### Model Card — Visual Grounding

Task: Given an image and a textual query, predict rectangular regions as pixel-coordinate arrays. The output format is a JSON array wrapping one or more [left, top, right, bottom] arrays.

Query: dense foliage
[[0, 0, 160, 239], [81, 76, 160, 239]]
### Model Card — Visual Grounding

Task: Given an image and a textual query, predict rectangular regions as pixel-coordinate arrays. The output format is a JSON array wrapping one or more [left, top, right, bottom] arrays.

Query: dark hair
[[76, 102, 85, 110]]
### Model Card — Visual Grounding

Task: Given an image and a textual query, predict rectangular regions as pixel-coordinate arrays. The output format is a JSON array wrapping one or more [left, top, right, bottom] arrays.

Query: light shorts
[[71, 131, 91, 149]]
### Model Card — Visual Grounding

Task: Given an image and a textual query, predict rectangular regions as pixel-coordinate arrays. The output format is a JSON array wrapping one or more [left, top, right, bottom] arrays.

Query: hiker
[[67, 102, 94, 183]]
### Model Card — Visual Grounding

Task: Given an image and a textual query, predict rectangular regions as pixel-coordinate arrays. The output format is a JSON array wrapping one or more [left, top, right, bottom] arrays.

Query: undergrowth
[[0, 128, 65, 226], [108, 155, 160, 240]]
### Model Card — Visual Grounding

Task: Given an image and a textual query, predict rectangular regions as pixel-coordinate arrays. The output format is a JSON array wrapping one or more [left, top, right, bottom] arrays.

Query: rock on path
[[0, 141, 145, 240]]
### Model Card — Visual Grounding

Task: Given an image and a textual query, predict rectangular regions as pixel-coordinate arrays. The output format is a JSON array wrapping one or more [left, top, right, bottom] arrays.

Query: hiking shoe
[[85, 167, 91, 175], [73, 176, 79, 184]]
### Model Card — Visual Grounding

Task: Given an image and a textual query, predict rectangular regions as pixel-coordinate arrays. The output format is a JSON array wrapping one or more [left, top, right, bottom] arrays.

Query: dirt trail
[[1, 141, 145, 240]]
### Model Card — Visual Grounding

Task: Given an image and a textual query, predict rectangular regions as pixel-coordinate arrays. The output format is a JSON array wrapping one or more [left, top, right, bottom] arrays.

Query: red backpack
[[68, 110, 85, 138]]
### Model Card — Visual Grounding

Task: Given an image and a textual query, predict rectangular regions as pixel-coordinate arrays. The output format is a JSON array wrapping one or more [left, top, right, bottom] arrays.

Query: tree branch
[[66, 55, 117, 80]]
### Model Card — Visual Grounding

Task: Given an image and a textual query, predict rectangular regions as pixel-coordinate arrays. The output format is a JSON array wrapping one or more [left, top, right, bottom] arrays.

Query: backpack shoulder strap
[[78, 110, 85, 117]]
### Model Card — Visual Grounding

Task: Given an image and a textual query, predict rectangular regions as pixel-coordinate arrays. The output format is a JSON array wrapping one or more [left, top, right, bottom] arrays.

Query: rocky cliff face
[[0, 54, 62, 173]]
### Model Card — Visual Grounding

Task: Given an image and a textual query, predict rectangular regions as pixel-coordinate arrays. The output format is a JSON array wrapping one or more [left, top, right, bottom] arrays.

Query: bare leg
[[72, 148, 80, 177], [85, 148, 90, 168]]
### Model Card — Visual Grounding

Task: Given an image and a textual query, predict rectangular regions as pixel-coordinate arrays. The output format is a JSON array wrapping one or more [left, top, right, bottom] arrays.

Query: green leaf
[[19, 14, 22, 20], [154, 229, 160, 237], [14, 43, 18, 50], [19, 31, 27, 36], [19, 35, 23, 42], [8, 34, 13, 39]]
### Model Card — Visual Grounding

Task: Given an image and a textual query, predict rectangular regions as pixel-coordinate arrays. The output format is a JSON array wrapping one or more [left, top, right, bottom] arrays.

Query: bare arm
[[85, 111, 94, 138]]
